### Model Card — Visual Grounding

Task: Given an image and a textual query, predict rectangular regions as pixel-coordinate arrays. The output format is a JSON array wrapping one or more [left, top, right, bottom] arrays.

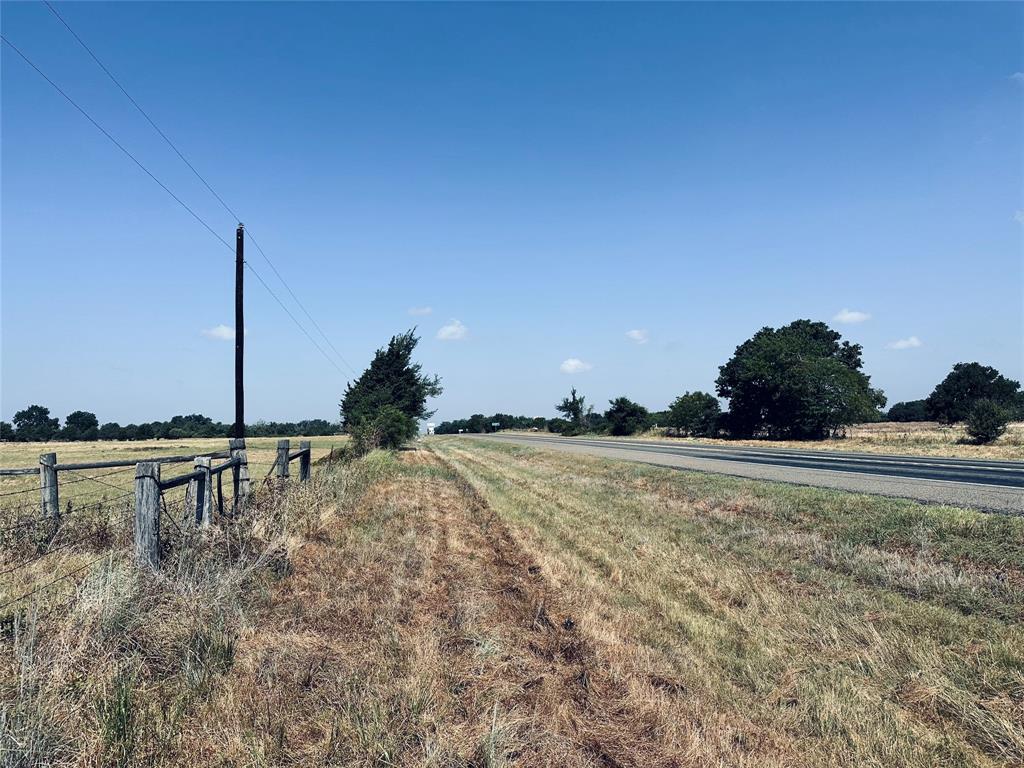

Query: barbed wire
[[0, 464, 136, 499], [0, 516, 132, 578], [60, 466, 136, 494], [0, 551, 113, 612], [0, 492, 135, 535]]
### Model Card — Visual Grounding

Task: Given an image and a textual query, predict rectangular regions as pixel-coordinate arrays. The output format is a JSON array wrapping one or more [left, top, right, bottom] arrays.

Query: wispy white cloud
[[1011, 72, 1024, 84], [887, 336, 922, 350], [408, 306, 433, 316], [833, 308, 871, 324], [560, 358, 592, 374], [436, 319, 468, 341], [201, 324, 239, 341], [1014, 210, 1024, 224], [625, 329, 649, 344]]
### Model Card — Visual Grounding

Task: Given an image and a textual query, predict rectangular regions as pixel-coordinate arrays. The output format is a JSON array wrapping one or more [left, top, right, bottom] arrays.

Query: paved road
[[465, 434, 1024, 514]]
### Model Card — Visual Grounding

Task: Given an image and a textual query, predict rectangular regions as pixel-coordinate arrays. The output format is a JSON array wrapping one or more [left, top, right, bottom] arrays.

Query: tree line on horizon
[[436, 320, 1022, 445], [0, 407, 340, 443]]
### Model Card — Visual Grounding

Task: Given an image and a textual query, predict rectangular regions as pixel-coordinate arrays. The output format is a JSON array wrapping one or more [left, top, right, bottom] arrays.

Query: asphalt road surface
[[465, 433, 1024, 514]]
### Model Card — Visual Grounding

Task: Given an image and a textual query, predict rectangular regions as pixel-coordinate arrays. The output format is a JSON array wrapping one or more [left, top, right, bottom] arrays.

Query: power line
[[245, 231, 358, 375], [42, 3, 356, 376], [1, 33, 352, 379], [42, 0, 242, 223], [0, 34, 233, 252], [244, 263, 348, 377]]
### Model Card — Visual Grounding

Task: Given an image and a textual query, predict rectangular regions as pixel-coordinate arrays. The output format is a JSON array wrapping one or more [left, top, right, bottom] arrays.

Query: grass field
[[534, 420, 1024, 461], [0, 436, 342, 512], [2, 437, 1021, 766]]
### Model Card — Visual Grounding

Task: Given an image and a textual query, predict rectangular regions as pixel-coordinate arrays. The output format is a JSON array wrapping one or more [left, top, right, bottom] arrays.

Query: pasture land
[[584, 420, 1024, 461], [2, 438, 1021, 766], [0, 436, 341, 511]]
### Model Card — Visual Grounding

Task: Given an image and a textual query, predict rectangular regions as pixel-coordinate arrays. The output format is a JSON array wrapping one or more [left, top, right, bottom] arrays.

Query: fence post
[[39, 452, 59, 523], [299, 440, 311, 482], [229, 438, 250, 514], [134, 462, 161, 569], [186, 456, 213, 527], [276, 439, 290, 481]]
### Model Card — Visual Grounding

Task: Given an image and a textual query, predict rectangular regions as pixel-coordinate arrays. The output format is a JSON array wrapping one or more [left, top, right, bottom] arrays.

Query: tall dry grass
[[431, 437, 1024, 767], [0, 461, 340, 766]]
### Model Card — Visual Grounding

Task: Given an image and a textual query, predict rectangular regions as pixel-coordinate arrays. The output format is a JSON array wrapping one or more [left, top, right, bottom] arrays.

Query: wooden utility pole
[[235, 223, 245, 439]]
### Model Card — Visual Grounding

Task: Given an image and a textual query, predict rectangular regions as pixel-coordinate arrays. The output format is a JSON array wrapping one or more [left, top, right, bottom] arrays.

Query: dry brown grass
[[618, 420, 1024, 460], [0, 436, 343, 515], [3, 440, 1020, 766], [431, 438, 1024, 768]]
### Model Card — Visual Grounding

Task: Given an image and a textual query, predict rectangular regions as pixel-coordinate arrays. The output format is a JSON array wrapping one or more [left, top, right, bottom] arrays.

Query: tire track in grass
[[418, 447, 684, 767]]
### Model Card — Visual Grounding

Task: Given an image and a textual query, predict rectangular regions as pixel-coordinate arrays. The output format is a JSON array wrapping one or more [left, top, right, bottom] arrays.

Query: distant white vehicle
[[426, 423, 436, 435]]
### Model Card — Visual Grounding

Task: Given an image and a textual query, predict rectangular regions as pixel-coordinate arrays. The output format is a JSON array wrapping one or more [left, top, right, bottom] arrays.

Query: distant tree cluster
[[435, 414, 549, 435], [885, 400, 929, 422], [433, 319, 1021, 446], [1, 405, 340, 443]]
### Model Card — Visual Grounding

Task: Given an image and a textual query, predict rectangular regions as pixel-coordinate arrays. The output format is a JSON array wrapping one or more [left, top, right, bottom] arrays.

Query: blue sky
[[2, 2, 1022, 426]]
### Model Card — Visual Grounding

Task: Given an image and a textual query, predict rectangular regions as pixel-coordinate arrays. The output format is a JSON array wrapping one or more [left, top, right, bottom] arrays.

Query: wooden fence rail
[[1, 438, 312, 571]]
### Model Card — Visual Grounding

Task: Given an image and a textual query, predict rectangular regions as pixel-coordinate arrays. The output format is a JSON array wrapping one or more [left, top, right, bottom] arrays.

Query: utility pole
[[234, 223, 245, 439]]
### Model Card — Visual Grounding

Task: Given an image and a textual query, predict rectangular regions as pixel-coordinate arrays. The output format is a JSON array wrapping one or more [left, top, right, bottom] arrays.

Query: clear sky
[[2, 2, 1022, 427]]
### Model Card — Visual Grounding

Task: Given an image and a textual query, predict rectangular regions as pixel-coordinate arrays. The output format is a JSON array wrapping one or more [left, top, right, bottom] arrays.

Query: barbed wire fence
[[0, 438, 312, 617]]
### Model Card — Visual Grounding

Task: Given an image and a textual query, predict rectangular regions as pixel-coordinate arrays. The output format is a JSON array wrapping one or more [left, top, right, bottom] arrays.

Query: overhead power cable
[[0, 35, 232, 251], [42, 0, 242, 223], [244, 231, 358, 375], [1, 33, 351, 378], [42, 2, 356, 376], [244, 263, 348, 377]]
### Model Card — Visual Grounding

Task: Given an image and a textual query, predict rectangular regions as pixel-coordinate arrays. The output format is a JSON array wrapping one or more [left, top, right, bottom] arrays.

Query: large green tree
[[925, 363, 1020, 424], [341, 329, 442, 451], [604, 397, 649, 436], [60, 410, 100, 441], [716, 319, 886, 439], [12, 405, 60, 442], [667, 391, 721, 437]]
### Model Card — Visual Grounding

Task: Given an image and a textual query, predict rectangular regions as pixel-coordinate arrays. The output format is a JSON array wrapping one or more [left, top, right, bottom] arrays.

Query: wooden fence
[[0, 438, 312, 571]]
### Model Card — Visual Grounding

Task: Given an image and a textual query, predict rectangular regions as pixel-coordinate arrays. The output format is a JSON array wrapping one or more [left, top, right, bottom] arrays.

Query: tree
[[12, 405, 60, 442], [604, 397, 649, 436], [715, 320, 886, 439], [0, 421, 14, 441], [667, 391, 721, 437], [886, 400, 929, 422], [341, 329, 442, 451], [99, 422, 124, 441], [60, 410, 100, 441], [555, 388, 592, 435], [965, 399, 1010, 444], [925, 363, 1020, 424]]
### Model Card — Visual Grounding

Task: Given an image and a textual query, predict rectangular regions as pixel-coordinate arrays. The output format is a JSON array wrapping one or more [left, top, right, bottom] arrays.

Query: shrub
[[604, 397, 649, 436], [546, 418, 571, 434], [350, 405, 417, 453], [964, 399, 1010, 444], [886, 400, 928, 422], [667, 392, 721, 437]]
